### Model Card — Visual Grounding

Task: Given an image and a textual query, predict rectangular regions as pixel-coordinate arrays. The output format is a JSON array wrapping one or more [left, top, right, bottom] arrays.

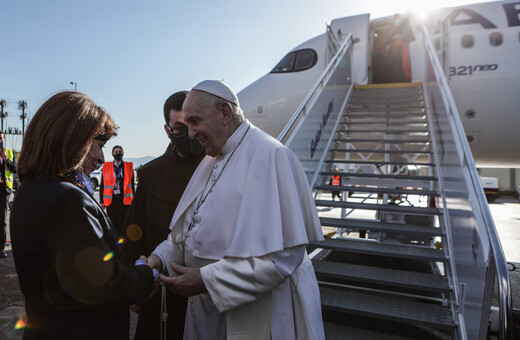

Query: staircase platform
[[354, 83, 423, 89], [313, 260, 450, 293], [330, 148, 432, 154], [316, 185, 438, 196], [320, 286, 455, 330], [315, 200, 441, 215], [323, 322, 420, 340], [341, 120, 428, 125], [325, 159, 435, 166], [320, 171, 436, 181], [337, 128, 430, 134], [335, 138, 431, 143], [319, 217, 443, 236], [310, 238, 448, 262], [347, 107, 426, 113], [345, 112, 427, 118]]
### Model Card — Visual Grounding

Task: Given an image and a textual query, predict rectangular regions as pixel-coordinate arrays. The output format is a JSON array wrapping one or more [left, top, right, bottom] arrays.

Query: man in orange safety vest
[[329, 167, 342, 201], [100, 145, 135, 236]]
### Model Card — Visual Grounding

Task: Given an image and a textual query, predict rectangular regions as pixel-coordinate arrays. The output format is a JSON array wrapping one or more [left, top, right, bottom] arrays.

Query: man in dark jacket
[[123, 91, 204, 340], [0, 131, 16, 258]]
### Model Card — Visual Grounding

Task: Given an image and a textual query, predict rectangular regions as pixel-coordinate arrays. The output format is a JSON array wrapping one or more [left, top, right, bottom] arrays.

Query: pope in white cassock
[[147, 80, 325, 340]]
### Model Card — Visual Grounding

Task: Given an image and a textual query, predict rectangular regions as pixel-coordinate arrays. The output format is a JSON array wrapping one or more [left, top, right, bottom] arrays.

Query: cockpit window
[[295, 50, 315, 70], [271, 49, 317, 73], [271, 53, 295, 72]]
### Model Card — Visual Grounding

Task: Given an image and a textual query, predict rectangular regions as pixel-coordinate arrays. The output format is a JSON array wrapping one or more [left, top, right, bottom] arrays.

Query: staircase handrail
[[326, 23, 341, 54], [422, 26, 513, 340], [277, 33, 353, 142]]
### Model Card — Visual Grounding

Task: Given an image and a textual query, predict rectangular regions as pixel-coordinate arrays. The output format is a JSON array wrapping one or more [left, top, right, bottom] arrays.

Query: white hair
[[199, 91, 244, 123]]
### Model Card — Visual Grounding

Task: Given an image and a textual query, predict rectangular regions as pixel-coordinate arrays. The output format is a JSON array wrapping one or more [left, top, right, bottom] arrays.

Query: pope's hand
[[159, 263, 206, 297]]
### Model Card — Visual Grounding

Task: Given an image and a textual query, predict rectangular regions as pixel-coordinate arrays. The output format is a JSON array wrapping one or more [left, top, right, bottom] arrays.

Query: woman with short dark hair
[[11, 91, 155, 340]]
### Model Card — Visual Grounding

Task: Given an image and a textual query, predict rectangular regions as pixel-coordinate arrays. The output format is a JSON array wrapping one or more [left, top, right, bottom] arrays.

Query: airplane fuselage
[[238, 0, 520, 167]]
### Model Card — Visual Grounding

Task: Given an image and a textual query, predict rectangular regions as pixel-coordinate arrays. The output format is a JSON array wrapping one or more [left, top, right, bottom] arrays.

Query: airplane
[[235, 2, 520, 337], [237, 0, 520, 168]]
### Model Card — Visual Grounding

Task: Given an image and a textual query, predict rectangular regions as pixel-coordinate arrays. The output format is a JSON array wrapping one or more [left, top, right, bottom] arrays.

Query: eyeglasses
[[167, 124, 188, 138]]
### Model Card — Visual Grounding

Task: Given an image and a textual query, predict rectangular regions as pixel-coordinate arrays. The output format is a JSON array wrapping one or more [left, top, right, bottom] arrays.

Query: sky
[[0, 0, 491, 158]]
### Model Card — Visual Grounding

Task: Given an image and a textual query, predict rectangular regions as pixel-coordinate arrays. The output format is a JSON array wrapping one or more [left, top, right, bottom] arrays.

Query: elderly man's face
[[183, 91, 227, 157]]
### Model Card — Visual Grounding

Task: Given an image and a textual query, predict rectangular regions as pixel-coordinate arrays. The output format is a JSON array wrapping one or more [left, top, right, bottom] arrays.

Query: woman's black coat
[[10, 178, 154, 340]]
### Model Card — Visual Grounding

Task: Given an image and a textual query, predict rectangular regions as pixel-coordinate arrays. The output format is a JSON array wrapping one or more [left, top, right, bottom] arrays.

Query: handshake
[[132, 255, 207, 313]]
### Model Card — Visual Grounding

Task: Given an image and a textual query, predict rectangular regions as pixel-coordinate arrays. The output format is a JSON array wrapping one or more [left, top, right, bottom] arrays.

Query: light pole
[[18, 100, 27, 136], [69, 81, 77, 92]]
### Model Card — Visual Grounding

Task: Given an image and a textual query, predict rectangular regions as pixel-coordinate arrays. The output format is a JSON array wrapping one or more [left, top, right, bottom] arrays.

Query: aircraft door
[[329, 14, 370, 84], [371, 14, 416, 83]]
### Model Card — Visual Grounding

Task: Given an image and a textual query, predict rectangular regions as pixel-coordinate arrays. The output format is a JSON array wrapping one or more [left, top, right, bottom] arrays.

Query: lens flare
[[103, 252, 114, 261], [14, 315, 26, 330], [118, 237, 125, 244], [126, 224, 143, 241]]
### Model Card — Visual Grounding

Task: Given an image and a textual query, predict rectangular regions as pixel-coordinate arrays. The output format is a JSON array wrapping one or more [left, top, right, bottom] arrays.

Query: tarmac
[[0, 194, 519, 339]]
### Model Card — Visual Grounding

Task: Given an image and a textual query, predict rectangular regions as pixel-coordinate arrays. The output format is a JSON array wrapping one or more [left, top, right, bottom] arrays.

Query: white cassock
[[153, 120, 325, 340]]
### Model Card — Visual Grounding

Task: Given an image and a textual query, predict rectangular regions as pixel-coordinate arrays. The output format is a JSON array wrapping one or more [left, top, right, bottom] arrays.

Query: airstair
[[279, 29, 513, 339], [312, 83, 455, 339]]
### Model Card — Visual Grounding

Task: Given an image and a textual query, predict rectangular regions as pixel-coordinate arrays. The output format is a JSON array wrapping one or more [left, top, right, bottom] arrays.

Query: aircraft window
[[295, 50, 315, 70], [271, 53, 295, 72], [489, 32, 503, 46], [271, 49, 317, 73], [461, 35, 474, 49]]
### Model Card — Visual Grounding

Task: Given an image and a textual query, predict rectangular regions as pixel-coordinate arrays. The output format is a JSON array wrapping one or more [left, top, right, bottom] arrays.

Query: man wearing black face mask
[[123, 91, 204, 340], [100, 145, 136, 236]]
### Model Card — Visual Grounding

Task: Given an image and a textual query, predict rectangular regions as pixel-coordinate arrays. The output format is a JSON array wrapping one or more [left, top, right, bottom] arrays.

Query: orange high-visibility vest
[[102, 161, 134, 206], [331, 175, 341, 186]]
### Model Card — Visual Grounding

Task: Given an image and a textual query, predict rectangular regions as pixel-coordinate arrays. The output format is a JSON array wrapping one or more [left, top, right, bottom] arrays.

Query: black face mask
[[168, 126, 204, 157], [113, 154, 123, 162]]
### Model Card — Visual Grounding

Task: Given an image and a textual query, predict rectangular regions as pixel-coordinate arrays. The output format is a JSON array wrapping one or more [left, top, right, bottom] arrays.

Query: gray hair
[[199, 91, 244, 123]]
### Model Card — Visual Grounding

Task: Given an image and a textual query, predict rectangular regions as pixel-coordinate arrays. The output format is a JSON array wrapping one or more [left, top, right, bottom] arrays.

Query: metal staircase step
[[319, 217, 443, 236], [344, 112, 426, 118], [310, 238, 448, 262], [334, 177, 435, 189], [330, 148, 432, 155], [353, 89, 422, 97], [315, 200, 442, 215], [348, 105, 425, 112], [320, 286, 455, 330], [320, 171, 436, 181], [350, 96, 423, 101], [347, 107, 426, 113], [350, 98, 424, 104], [313, 260, 450, 292], [340, 120, 428, 126], [325, 160, 435, 166], [316, 185, 438, 197], [323, 322, 421, 340], [352, 96, 423, 101], [335, 138, 431, 143], [337, 129, 429, 134]]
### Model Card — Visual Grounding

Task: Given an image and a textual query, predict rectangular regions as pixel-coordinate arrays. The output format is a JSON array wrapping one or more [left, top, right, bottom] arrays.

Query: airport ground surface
[[0, 194, 519, 339]]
